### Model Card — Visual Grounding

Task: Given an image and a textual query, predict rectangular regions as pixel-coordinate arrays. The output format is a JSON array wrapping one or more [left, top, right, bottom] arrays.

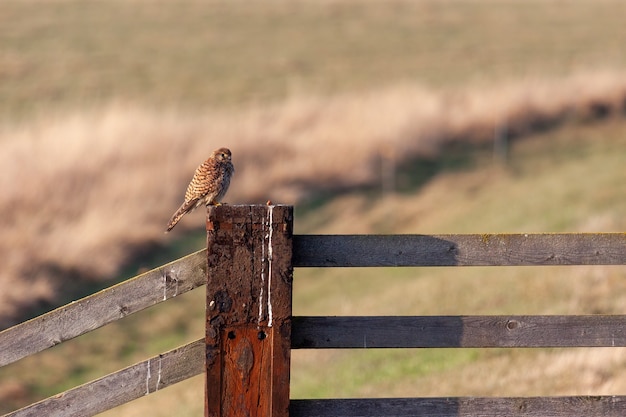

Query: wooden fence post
[[205, 205, 293, 417]]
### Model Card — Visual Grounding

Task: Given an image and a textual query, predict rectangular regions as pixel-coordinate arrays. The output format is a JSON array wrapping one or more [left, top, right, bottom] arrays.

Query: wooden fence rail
[[0, 249, 206, 367], [5, 339, 205, 417], [291, 315, 626, 348], [2, 204, 626, 417], [293, 233, 626, 266], [289, 397, 626, 417]]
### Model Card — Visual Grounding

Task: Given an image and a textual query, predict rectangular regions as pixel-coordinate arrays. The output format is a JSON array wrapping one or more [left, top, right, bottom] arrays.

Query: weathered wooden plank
[[0, 249, 207, 367], [290, 397, 626, 417], [205, 205, 293, 417], [4, 338, 204, 417], [292, 316, 626, 348], [293, 234, 626, 267]]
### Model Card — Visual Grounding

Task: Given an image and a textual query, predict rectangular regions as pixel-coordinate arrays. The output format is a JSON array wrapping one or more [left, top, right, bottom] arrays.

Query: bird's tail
[[166, 202, 193, 232]]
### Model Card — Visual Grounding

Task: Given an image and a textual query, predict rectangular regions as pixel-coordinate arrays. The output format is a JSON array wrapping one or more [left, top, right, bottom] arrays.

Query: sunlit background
[[2, 1, 626, 415]]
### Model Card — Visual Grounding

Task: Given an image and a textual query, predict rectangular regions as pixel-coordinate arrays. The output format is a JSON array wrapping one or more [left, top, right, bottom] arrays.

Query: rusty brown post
[[205, 205, 293, 417]]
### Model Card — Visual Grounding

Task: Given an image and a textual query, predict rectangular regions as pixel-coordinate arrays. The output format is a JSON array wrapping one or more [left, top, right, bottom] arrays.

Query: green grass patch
[[292, 348, 481, 399]]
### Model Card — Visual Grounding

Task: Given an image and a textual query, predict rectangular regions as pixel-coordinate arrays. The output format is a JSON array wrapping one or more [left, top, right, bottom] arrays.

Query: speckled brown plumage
[[166, 147, 234, 232]]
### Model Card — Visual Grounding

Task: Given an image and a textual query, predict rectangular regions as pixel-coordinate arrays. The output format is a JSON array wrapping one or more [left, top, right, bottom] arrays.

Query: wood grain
[[205, 205, 293, 417], [293, 234, 626, 267], [5, 339, 204, 417], [290, 397, 626, 417], [0, 249, 207, 367], [292, 316, 626, 348]]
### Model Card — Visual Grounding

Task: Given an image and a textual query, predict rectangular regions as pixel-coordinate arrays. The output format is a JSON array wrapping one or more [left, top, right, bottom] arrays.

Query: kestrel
[[166, 147, 234, 232]]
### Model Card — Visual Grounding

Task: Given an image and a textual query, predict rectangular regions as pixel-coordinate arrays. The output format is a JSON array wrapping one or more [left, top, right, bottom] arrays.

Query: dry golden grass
[[1, 70, 626, 327]]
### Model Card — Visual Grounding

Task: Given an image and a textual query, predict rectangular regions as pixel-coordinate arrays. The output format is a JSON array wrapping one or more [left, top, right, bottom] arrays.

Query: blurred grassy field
[[1, 0, 626, 415], [2, 0, 626, 120]]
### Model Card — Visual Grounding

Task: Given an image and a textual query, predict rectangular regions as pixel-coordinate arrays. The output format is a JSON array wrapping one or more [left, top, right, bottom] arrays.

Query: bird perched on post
[[166, 147, 234, 232]]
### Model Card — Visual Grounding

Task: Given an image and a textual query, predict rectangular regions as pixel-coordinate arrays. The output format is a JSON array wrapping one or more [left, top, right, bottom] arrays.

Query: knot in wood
[[506, 320, 519, 330], [235, 338, 254, 379]]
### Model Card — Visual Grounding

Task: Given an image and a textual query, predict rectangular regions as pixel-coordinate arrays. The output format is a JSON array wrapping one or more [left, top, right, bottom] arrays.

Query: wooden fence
[[1, 204, 626, 416]]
